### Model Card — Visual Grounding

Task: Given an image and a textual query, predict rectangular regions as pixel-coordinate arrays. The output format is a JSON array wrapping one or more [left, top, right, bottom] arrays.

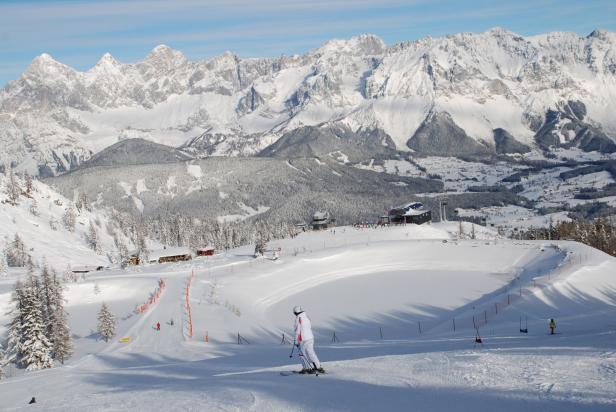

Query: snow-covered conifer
[[6, 234, 29, 267], [0, 346, 5, 380], [116, 239, 129, 268], [136, 228, 149, 263], [3, 281, 25, 367], [76, 192, 90, 212], [97, 302, 116, 342], [48, 270, 73, 364], [29, 198, 39, 216], [4, 165, 21, 206], [49, 217, 58, 231], [0, 246, 7, 277], [62, 265, 77, 283], [19, 273, 53, 370], [254, 235, 267, 257], [24, 173, 34, 198], [87, 221, 101, 253], [63, 206, 77, 232]]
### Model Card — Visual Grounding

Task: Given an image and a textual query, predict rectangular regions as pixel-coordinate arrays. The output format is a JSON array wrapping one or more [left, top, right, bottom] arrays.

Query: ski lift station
[[387, 202, 432, 225]]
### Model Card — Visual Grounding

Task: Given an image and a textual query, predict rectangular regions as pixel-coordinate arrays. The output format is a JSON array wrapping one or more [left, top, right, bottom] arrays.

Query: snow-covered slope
[[1, 224, 615, 410], [2, 29, 616, 175], [0, 173, 132, 271]]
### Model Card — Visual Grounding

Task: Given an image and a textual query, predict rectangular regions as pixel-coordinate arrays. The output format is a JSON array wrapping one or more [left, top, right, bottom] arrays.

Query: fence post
[[484, 310, 487, 324], [379, 327, 383, 340], [418, 321, 422, 335], [495, 303, 498, 315], [453, 318, 456, 332]]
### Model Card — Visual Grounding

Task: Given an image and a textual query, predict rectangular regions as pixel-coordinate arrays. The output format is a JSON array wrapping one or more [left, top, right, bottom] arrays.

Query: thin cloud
[[0, 0, 613, 86]]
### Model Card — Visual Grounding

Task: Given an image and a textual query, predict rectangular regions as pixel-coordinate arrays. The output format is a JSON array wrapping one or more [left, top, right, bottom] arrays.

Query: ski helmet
[[293, 305, 303, 315]]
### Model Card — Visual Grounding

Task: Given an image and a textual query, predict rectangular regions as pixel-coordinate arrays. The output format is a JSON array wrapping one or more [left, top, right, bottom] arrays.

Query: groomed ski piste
[[1, 223, 616, 411]]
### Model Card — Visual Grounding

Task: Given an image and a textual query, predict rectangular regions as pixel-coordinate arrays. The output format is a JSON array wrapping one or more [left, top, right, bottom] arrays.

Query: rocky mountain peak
[[89, 52, 122, 75], [26, 53, 66, 73], [144, 44, 187, 66], [318, 34, 386, 57], [587, 29, 610, 40]]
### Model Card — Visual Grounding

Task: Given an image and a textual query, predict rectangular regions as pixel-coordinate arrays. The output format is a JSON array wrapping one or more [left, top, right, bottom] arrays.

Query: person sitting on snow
[[293, 305, 325, 374]]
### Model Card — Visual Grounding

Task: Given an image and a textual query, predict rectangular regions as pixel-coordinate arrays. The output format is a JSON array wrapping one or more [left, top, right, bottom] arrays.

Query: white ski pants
[[300, 339, 321, 369]]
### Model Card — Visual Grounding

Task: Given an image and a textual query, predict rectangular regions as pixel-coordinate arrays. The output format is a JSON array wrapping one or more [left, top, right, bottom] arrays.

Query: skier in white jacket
[[293, 306, 325, 374]]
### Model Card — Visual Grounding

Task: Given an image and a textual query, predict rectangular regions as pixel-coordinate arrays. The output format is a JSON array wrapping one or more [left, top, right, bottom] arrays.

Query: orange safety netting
[[135, 278, 166, 314]]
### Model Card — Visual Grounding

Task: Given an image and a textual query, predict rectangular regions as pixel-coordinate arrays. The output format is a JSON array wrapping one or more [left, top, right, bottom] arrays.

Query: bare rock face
[[493, 128, 531, 154], [74, 138, 192, 170], [1, 29, 616, 174], [259, 124, 398, 164], [407, 112, 493, 158], [534, 100, 616, 153]]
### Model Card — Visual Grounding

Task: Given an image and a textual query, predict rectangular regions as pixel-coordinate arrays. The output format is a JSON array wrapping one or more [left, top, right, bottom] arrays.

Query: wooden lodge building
[[148, 247, 192, 264], [197, 246, 215, 257]]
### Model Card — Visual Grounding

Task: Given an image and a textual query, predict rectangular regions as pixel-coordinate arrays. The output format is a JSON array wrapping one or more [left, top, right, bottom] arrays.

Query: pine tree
[[4, 165, 21, 206], [254, 235, 267, 257], [40, 264, 55, 336], [136, 228, 149, 264], [87, 221, 101, 254], [0, 345, 5, 380], [0, 246, 7, 277], [24, 173, 34, 198], [29, 198, 39, 216], [116, 238, 129, 268], [49, 217, 58, 231], [76, 192, 90, 213], [19, 274, 53, 370], [97, 303, 116, 342], [62, 265, 77, 283], [48, 270, 73, 364], [3, 281, 25, 367], [63, 206, 76, 232], [6, 234, 29, 267]]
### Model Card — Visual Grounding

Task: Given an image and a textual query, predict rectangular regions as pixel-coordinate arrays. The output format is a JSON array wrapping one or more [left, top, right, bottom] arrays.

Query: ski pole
[[289, 341, 296, 358]]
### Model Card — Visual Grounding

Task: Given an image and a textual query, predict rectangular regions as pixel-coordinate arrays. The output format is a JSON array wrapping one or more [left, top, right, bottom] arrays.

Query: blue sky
[[0, 0, 615, 86]]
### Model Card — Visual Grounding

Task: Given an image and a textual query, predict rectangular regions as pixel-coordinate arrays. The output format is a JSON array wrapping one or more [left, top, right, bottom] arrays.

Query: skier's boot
[[311, 363, 325, 374], [299, 368, 312, 374]]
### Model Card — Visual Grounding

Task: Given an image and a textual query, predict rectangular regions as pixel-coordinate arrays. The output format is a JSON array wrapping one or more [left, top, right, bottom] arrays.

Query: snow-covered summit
[[2, 28, 616, 174]]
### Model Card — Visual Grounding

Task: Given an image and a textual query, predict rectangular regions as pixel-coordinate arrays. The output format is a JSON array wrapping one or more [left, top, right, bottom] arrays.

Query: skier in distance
[[549, 318, 556, 335], [293, 306, 325, 374], [156, 322, 161, 331]]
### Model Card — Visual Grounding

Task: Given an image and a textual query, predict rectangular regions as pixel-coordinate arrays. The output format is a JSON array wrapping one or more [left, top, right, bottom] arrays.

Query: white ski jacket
[[293, 312, 314, 343]]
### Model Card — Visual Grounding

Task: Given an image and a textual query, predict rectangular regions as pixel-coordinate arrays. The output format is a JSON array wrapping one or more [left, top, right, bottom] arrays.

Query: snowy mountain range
[[2, 28, 616, 175]]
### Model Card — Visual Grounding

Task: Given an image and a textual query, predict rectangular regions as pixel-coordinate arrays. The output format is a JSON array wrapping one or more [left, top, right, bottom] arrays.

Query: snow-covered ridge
[[2, 28, 616, 174]]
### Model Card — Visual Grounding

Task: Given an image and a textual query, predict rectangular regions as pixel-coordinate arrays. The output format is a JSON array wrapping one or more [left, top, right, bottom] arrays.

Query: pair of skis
[[281, 343, 325, 376]]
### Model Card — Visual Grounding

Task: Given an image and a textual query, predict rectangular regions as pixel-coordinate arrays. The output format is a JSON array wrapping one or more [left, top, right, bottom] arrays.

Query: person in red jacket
[[156, 322, 160, 331]]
